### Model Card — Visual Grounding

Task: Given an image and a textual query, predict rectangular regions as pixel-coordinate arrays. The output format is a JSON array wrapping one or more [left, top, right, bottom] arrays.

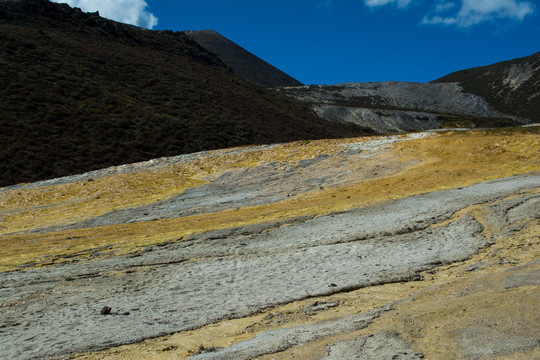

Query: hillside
[[279, 53, 540, 133], [1, 126, 539, 359], [0, 0, 370, 187], [433, 51, 540, 122], [185, 30, 303, 88], [279, 81, 527, 133], [1, 2, 539, 359]]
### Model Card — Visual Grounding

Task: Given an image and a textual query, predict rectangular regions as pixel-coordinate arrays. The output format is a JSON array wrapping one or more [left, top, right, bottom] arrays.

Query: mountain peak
[[185, 29, 303, 88]]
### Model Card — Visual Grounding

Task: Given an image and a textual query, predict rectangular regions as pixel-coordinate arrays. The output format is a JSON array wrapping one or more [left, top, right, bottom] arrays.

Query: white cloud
[[364, 0, 413, 8], [363, 0, 534, 27], [422, 15, 457, 25], [435, 1, 456, 13], [423, 0, 535, 27], [51, 0, 158, 29]]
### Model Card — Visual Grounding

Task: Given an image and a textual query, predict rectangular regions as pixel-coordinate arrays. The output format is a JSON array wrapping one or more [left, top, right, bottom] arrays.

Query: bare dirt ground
[[0, 129, 539, 359]]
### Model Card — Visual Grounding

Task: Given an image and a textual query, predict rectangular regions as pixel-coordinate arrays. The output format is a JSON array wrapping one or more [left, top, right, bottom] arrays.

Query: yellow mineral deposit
[[1, 130, 538, 271], [1, 128, 539, 359]]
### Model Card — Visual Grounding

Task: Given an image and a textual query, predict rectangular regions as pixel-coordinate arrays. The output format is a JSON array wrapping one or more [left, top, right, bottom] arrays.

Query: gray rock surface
[[504, 260, 540, 289], [279, 81, 525, 132], [191, 309, 389, 360], [1, 174, 539, 359], [320, 333, 424, 360], [22, 134, 428, 235], [283, 82, 501, 116], [0, 144, 278, 192], [460, 315, 540, 359], [314, 105, 442, 133]]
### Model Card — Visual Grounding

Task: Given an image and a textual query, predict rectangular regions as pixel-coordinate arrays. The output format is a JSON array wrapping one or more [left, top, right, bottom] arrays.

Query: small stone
[[161, 345, 178, 351], [100, 306, 112, 315]]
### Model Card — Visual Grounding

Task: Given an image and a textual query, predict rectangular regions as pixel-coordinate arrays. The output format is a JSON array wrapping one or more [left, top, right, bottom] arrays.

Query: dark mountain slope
[[185, 30, 303, 88], [0, 0, 370, 187], [433, 52, 540, 122]]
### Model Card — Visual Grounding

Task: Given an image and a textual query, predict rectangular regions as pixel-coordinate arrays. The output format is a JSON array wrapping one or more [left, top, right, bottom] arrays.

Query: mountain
[[278, 81, 527, 133], [0, 0, 370, 187], [279, 53, 540, 133], [2, 3, 539, 357], [433, 51, 540, 122], [185, 29, 303, 88]]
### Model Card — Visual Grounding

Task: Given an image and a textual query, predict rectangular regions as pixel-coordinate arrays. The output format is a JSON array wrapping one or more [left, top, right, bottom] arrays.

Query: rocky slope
[[185, 30, 303, 88], [278, 81, 529, 133], [1, 126, 538, 359], [433, 51, 540, 122]]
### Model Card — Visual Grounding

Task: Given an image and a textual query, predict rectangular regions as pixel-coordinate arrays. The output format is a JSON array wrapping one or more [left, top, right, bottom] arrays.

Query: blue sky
[[52, 1, 539, 85]]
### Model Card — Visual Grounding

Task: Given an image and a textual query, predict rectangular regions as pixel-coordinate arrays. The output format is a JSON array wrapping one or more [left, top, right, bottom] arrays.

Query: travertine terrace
[[1, 128, 539, 359]]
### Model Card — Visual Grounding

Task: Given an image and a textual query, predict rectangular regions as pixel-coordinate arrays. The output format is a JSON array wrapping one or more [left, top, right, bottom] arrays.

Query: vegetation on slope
[[0, 0, 371, 187]]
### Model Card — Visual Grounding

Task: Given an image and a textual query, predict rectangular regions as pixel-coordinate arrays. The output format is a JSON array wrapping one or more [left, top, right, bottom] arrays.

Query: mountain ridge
[[433, 51, 540, 121], [185, 29, 303, 88]]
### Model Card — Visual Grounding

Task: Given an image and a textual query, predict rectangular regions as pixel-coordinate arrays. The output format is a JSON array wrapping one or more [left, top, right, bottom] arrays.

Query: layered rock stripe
[[0, 129, 539, 359]]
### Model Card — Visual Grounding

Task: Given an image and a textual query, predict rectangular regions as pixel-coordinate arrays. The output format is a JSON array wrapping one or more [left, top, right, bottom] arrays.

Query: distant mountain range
[[0, 0, 537, 187]]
